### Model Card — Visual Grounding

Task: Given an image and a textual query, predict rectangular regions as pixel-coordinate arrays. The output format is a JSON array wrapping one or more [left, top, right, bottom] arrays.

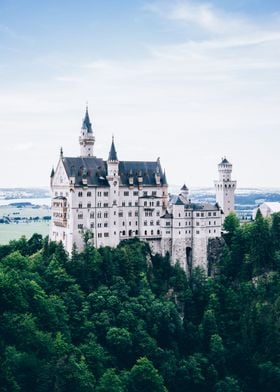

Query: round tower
[[214, 157, 237, 217], [180, 184, 189, 203], [79, 107, 95, 157]]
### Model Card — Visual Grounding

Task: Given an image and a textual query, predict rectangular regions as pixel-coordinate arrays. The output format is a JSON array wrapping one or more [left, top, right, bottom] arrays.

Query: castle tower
[[79, 107, 95, 157], [214, 157, 236, 217], [106, 136, 120, 246]]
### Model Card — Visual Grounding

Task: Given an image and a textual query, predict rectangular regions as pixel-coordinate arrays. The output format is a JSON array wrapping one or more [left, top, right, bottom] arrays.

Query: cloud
[[13, 143, 34, 152]]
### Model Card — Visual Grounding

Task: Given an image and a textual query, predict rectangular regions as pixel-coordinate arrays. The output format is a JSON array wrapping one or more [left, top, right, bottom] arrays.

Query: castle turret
[[214, 157, 236, 217], [79, 107, 95, 157], [106, 136, 120, 246], [180, 184, 189, 202]]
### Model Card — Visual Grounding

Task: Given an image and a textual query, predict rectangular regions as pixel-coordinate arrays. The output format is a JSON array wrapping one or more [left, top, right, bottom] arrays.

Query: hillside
[[1, 212, 280, 391]]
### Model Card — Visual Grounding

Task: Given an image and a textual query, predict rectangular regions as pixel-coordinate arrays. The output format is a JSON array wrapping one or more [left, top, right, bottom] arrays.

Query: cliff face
[[207, 237, 226, 276]]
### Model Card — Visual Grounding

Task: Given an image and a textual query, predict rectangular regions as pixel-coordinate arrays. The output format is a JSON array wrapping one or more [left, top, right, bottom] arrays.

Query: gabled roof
[[63, 157, 109, 187], [62, 157, 167, 187], [118, 161, 166, 187], [170, 195, 184, 206], [181, 184, 188, 191]]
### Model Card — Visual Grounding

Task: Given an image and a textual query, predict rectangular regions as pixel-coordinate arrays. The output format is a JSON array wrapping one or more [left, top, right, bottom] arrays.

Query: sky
[[0, 0, 280, 188]]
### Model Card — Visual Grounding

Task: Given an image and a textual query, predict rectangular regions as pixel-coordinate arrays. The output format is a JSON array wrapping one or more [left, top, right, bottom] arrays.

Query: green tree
[[126, 357, 167, 392]]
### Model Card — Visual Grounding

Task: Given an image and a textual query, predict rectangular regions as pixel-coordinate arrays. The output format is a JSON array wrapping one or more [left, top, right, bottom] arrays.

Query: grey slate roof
[[221, 158, 230, 164], [63, 157, 109, 187], [62, 157, 167, 187], [170, 195, 184, 205], [118, 160, 166, 187], [82, 107, 93, 133], [185, 202, 220, 211], [181, 184, 188, 191], [108, 138, 118, 161]]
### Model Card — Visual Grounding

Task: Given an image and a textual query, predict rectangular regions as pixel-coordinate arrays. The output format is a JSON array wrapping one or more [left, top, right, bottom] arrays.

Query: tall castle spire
[[79, 106, 95, 157], [108, 136, 118, 161]]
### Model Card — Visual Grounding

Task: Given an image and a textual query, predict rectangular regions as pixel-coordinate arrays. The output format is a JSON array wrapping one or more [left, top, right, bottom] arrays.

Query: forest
[[1, 210, 280, 391]]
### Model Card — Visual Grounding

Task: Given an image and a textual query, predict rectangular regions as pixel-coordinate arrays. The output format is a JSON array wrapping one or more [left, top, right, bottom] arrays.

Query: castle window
[[209, 221, 211, 225], [98, 233, 102, 238], [209, 229, 211, 233], [135, 230, 138, 235], [156, 220, 160, 225], [123, 231, 125, 236], [87, 192, 91, 197], [124, 191, 129, 196], [78, 224, 83, 229], [179, 231, 181, 235], [113, 200, 117, 206], [166, 222, 170, 226], [150, 221, 154, 226], [104, 203, 109, 208], [201, 213, 204, 217], [144, 221, 147, 226], [114, 221, 116, 225], [157, 230, 160, 235], [97, 202, 101, 207], [128, 202, 132, 207], [122, 202, 125, 207], [135, 202, 138, 207], [78, 192, 82, 197], [214, 221, 216, 225], [78, 203, 82, 208], [90, 223, 94, 228], [104, 223, 108, 227], [119, 212, 123, 217], [156, 201, 160, 206], [179, 222, 181, 226], [151, 230, 154, 235], [196, 230, 200, 234], [144, 230, 147, 235], [150, 202, 154, 207], [156, 211, 160, 216], [97, 212, 102, 218], [196, 222, 199, 226], [152, 191, 157, 196], [179, 213, 181, 217], [78, 214, 83, 219], [143, 191, 148, 196], [208, 212, 211, 216], [97, 192, 102, 197], [123, 222, 125, 226], [213, 212, 217, 216], [129, 222, 131, 226], [214, 229, 216, 233], [104, 212, 108, 218], [87, 203, 91, 208], [135, 211, 138, 217], [104, 233, 109, 237], [104, 192, 109, 196], [97, 223, 102, 228], [196, 213, 200, 217], [144, 201, 147, 206], [133, 191, 138, 196], [128, 212, 132, 217]]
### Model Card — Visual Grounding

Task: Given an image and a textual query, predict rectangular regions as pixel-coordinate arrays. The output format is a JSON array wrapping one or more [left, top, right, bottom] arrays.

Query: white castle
[[50, 108, 236, 273]]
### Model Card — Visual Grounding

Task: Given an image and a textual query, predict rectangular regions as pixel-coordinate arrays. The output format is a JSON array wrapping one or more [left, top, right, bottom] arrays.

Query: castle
[[50, 108, 236, 273]]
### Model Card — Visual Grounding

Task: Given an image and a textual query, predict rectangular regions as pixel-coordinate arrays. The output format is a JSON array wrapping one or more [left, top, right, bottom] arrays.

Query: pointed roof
[[50, 167, 55, 178], [162, 170, 168, 185], [82, 106, 93, 133], [108, 136, 118, 161], [220, 157, 230, 164], [181, 184, 188, 191]]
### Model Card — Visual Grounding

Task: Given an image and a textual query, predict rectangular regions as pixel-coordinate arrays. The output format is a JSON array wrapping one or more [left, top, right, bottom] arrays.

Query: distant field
[[0, 204, 51, 244], [0, 221, 50, 244]]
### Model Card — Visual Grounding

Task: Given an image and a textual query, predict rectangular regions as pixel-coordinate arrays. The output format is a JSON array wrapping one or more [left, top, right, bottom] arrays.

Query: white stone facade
[[50, 109, 224, 273]]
